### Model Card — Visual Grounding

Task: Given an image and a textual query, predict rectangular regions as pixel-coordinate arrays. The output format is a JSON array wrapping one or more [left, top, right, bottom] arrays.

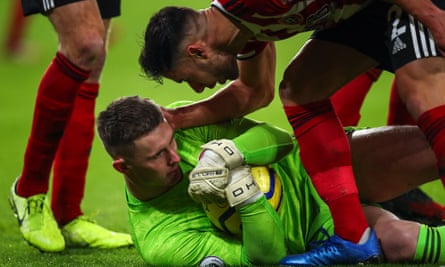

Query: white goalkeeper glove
[[225, 165, 263, 208], [200, 139, 244, 169], [188, 139, 244, 203]]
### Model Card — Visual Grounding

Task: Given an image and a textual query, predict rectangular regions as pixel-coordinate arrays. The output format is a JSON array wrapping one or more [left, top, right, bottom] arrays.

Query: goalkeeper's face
[[117, 121, 182, 187]]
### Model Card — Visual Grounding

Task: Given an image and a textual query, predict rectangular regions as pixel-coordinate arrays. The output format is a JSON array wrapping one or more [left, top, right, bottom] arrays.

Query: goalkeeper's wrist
[[235, 192, 264, 208], [225, 175, 261, 207]]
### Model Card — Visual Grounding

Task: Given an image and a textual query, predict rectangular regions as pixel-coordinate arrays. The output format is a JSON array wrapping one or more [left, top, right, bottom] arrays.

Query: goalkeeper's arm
[[226, 166, 287, 265], [233, 121, 294, 165], [239, 197, 287, 264]]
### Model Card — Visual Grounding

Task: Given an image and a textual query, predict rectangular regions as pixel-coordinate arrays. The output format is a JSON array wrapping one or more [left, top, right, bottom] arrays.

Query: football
[[202, 166, 283, 235]]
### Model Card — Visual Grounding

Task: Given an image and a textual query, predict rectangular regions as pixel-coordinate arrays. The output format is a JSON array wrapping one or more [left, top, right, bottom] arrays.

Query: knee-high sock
[[386, 79, 415, 125], [417, 105, 445, 186], [52, 83, 99, 226], [285, 100, 368, 243], [414, 225, 445, 263], [17, 52, 90, 197], [332, 68, 382, 127]]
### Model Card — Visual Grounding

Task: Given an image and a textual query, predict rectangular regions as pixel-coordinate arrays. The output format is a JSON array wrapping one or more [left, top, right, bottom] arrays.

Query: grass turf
[[0, 1, 443, 266]]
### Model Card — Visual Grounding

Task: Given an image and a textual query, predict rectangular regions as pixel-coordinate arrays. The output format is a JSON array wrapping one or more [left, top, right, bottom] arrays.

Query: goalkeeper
[[97, 96, 445, 266]]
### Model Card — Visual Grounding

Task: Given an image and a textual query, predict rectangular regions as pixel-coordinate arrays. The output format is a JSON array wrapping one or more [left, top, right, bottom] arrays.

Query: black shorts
[[311, 0, 445, 72], [21, 0, 121, 18]]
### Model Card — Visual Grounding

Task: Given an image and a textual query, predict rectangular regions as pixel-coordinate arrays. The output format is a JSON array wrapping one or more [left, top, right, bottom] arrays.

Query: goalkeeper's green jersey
[[126, 116, 333, 266]]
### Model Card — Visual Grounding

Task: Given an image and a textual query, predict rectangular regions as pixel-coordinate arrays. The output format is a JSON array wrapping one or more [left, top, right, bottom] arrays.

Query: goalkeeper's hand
[[200, 139, 244, 169], [188, 139, 244, 203], [225, 165, 263, 208]]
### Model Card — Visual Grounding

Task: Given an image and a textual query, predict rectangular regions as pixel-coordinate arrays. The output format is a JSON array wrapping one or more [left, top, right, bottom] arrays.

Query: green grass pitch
[[0, 1, 443, 266]]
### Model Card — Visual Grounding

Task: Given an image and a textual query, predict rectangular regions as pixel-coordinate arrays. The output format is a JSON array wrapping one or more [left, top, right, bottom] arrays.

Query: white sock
[[358, 227, 371, 244]]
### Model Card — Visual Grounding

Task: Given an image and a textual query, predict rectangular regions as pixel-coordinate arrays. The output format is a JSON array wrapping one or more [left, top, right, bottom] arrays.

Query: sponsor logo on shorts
[[392, 37, 407, 55]]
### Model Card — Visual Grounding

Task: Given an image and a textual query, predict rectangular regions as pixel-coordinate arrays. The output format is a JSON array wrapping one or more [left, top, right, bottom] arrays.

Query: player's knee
[[278, 77, 297, 104], [62, 31, 107, 70], [376, 220, 417, 262]]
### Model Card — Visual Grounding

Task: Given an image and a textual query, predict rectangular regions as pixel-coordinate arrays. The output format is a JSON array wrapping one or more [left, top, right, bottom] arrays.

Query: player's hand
[[200, 139, 244, 169], [188, 165, 229, 203], [225, 165, 262, 207], [408, 5, 445, 56], [160, 106, 178, 130], [188, 140, 244, 203], [425, 10, 445, 56]]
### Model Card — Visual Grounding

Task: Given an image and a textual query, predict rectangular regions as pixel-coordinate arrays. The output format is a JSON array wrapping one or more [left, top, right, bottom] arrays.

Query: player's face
[[126, 121, 182, 187], [165, 53, 238, 93]]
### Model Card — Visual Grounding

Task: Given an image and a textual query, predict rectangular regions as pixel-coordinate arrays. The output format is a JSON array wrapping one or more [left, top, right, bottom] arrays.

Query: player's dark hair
[[139, 6, 197, 84], [97, 96, 164, 158]]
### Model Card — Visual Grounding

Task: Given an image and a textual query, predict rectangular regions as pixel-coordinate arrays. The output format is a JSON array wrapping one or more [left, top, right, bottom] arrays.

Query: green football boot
[[62, 216, 133, 249], [9, 180, 65, 252]]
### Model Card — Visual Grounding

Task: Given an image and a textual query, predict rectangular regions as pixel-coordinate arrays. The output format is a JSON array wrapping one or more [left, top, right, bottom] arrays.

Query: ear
[[113, 158, 129, 174], [186, 44, 208, 59]]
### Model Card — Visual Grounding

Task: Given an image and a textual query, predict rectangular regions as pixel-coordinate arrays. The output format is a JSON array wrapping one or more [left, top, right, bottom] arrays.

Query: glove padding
[[188, 140, 244, 203], [189, 166, 229, 203], [200, 139, 244, 169], [225, 165, 262, 207]]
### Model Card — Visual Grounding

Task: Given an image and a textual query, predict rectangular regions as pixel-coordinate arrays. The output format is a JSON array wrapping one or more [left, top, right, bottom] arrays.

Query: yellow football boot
[[9, 181, 65, 252], [62, 216, 133, 249]]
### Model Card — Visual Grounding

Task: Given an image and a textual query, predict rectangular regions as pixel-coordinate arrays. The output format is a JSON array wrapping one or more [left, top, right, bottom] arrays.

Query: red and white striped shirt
[[212, 0, 371, 58]]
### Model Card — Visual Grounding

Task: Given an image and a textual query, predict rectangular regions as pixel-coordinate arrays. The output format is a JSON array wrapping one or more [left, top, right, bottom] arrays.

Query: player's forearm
[[171, 81, 273, 129]]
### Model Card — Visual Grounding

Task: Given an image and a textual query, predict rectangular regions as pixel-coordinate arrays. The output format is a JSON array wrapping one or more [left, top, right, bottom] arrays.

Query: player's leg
[[385, 2, 445, 189], [51, 81, 99, 227], [51, 5, 132, 247], [10, 0, 105, 252], [365, 205, 445, 263], [379, 188, 445, 226], [50, 5, 105, 228], [387, 79, 416, 125], [383, 51, 445, 227], [279, 36, 382, 264], [278, 2, 417, 264], [4, 0, 28, 57], [331, 68, 382, 127], [50, 0, 132, 248], [398, 58, 445, 175], [347, 125, 438, 202], [50, 13, 108, 228]]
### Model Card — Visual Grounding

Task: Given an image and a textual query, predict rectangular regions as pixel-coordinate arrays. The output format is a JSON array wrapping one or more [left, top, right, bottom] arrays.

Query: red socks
[[285, 100, 368, 242], [52, 83, 99, 225], [417, 105, 445, 186], [387, 80, 415, 125], [332, 68, 382, 126], [17, 52, 90, 197]]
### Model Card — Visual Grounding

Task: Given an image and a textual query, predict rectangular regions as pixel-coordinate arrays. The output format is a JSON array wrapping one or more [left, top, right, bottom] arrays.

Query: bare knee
[[49, 3, 108, 70], [61, 29, 107, 70], [396, 57, 445, 119], [375, 219, 419, 262]]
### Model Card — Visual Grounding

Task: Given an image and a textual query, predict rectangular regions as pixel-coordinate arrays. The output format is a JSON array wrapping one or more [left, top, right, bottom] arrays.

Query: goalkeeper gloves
[[200, 139, 244, 168], [226, 165, 262, 207], [188, 139, 244, 203]]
